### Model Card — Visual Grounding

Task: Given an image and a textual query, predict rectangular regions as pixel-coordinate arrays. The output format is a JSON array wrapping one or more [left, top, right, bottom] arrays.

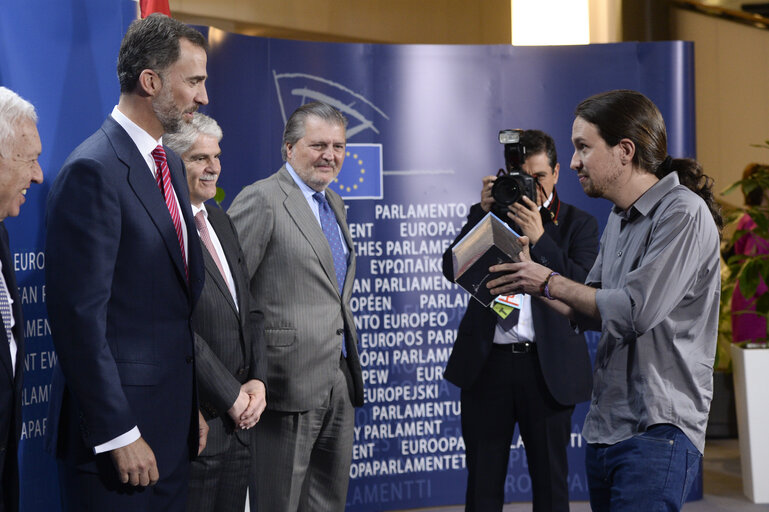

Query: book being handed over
[[451, 212, 524, 307]]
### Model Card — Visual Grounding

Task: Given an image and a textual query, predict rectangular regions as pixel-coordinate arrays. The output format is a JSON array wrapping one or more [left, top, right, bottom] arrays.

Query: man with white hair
[[0, 86, 44, 512], [165, 113, 267, 512]]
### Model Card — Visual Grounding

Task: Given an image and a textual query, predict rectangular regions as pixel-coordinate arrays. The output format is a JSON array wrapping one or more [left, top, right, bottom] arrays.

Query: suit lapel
[[200, 207, 239, 315], [104, 118, 188, 286], [277, 168, 340, 294], [205, 206, 248, 361], [172, 151, 205, 304], [0, 323, 11, 384], [0, 230, 13, 383]]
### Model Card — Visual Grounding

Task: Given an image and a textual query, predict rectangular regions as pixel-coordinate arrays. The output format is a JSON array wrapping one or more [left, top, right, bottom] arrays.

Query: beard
[[295, 162, 337, 192], [579, 178, 601, 198], [152, 88, 189, 134], [580, 164, 623, 200]]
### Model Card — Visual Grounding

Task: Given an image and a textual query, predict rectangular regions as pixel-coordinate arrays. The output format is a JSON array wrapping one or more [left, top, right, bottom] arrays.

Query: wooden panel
[[671, 7, 769, 206], [171, 0, 512, 44]]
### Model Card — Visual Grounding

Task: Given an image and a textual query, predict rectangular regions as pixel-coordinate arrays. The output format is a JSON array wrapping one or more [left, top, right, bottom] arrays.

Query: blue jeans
[[585, 424, 701, 512]]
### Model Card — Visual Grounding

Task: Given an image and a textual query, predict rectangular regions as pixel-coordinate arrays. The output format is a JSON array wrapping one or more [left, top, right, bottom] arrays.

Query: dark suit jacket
[[228, 166, 364, 411], [44, 116, 204, 483], [443, 198, 598, 406], [0, 223, 23, 512], [192, 205, 266, 455]]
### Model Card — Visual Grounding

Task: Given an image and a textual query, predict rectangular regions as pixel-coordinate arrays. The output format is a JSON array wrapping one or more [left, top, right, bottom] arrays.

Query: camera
[[491, 129, 537, 220]]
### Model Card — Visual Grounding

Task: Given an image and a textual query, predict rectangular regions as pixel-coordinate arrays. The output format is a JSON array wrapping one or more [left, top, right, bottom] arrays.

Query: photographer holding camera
[[442, 129, 599, 511]]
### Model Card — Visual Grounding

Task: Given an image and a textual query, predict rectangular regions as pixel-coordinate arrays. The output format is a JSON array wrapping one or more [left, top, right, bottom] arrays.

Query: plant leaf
[[738, 259, 761, 299]]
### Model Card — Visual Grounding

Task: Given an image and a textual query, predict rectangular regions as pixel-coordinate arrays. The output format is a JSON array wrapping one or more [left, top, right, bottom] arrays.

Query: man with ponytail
[[489, 89, 721, 511]]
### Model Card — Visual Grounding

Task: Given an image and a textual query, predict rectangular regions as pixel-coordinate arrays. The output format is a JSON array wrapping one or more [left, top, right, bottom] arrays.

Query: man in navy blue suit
[[45, 14, 208, 511], [0, 86, 44, 512]]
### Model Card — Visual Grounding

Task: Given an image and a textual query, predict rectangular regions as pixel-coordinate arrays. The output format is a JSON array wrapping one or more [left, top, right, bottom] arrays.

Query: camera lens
[[492, 175, 522, 206]]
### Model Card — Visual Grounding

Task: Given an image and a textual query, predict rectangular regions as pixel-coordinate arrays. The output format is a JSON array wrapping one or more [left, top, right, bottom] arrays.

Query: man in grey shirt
[[488, 89, 722, 511]]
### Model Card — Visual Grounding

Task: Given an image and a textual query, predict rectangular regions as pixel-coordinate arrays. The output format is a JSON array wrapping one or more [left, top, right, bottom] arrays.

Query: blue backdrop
[[1, 1, 698, 510]]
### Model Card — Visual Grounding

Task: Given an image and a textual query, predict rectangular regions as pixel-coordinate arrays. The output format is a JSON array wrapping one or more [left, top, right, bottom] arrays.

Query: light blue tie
[[313, 192, 348, 357]]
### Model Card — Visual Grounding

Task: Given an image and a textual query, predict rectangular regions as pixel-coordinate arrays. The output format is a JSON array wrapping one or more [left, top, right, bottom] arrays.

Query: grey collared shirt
[[581, 172, 720, 453]]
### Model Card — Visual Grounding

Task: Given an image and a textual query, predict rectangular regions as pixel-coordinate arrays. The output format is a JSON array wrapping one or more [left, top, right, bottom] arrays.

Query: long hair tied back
[[575, 89, 723, 233]]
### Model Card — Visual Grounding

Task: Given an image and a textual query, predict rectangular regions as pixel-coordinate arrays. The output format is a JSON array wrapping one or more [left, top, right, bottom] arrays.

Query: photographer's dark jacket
[[442, 195, 598, 405]]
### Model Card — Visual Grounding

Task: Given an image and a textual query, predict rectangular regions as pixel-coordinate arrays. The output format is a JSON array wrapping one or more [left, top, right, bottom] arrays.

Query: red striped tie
[[152, 145, 188, 279]]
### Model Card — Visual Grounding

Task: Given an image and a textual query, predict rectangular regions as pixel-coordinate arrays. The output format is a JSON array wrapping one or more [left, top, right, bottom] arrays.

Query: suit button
[[237, 368, 246, 376], [186, 356, 193, 364], [336, 328, 344, 335]]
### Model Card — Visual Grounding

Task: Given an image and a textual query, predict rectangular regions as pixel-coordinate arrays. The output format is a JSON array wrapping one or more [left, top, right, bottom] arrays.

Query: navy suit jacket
[[0, 222, 23, 512], [443, 198, 598, 406], [44, 116, 204, 481]]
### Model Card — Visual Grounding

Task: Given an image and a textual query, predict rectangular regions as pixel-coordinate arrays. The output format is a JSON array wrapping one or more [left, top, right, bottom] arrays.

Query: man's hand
[[480, 175, 497, 212], [237, 379, 266, 429], [508, 196, 545, 244], [484, 236, 550, 297], [227, 390, 250, 424], [487, 260, 552, 297], [198, 410, 209, 455], [110, 437, 159, 487]]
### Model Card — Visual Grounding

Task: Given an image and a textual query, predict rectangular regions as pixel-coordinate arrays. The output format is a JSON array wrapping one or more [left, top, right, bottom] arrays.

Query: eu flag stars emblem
[[335, 143, 383, 200]]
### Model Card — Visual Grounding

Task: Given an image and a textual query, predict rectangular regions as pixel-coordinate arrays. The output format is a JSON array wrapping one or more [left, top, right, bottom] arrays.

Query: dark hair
[[117, 13, 208, 93], [520, 129, 557, 171], [741, 163, 769, 207], [575, 89, 723, 231], [281, 101, 348, 160]]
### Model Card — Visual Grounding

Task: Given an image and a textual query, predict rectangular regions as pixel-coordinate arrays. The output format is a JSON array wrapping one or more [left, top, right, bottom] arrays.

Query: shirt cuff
[[93, 426, 141, 454]]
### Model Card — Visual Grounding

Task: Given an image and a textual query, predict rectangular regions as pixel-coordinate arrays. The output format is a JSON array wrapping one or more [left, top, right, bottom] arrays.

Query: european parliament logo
[[334, 143, 383, 200]]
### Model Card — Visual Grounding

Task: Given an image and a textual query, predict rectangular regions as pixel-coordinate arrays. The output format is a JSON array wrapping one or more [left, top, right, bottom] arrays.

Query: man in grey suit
[[165, 113, 267, 512], [229, 101, 364, 512]]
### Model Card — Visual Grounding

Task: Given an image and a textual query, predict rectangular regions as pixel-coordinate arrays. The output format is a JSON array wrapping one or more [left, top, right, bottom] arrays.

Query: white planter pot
[[730, 344, 769, 504]]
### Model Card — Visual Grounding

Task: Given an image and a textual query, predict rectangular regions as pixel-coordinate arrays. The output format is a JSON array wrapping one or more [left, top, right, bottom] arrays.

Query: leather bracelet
[[542, 271, 560, 300]]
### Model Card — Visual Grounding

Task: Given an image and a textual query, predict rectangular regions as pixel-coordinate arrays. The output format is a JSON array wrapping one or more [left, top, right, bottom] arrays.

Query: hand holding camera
[[485, 129, 545, 244], [480, 175, 497, 213]]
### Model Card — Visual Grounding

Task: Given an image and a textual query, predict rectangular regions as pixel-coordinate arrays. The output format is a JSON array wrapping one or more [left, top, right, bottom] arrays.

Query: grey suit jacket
[[192, 205, 266, 454], [228, 166, 363, 412]]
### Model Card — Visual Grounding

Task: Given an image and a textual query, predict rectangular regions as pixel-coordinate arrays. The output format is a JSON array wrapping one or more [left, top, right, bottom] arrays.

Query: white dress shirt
[[192, 204, 239, 310], [492, 192, 554, 345]]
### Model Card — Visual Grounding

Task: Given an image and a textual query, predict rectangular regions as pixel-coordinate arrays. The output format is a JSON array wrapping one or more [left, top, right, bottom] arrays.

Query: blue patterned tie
[[0, 270, 14, 348], [313, 192, 348, 357]]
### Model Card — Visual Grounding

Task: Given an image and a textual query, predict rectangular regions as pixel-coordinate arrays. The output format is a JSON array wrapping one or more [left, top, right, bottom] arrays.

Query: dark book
[[452, 212, 523, 306]]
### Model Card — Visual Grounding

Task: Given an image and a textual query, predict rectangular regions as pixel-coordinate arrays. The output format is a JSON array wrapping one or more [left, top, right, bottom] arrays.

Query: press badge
[[491, 293, 522, 319]]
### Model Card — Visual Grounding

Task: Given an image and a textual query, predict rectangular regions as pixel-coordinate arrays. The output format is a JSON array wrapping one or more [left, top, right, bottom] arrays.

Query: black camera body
[[491, 129, 536, 220]]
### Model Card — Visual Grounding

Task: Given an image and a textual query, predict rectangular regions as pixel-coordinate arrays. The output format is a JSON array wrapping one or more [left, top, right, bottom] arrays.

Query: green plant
[[720, 151, 769, 354]]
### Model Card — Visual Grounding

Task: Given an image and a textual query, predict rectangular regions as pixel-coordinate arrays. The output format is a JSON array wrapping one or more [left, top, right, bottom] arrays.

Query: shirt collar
[[191, 203, 206, 219], [285, 162, 325, 201], [542, 191, 554, 209], [614, 172, 680, 221], [110, 105, 163, 158]]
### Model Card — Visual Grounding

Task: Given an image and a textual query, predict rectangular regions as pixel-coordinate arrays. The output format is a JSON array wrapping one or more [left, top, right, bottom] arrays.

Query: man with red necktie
[[45, 14, 208, 512]]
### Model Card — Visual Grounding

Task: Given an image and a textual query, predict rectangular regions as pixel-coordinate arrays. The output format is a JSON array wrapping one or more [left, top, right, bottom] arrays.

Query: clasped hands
[[227, 378, 266, 430], [110, 379, 265, 488]]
